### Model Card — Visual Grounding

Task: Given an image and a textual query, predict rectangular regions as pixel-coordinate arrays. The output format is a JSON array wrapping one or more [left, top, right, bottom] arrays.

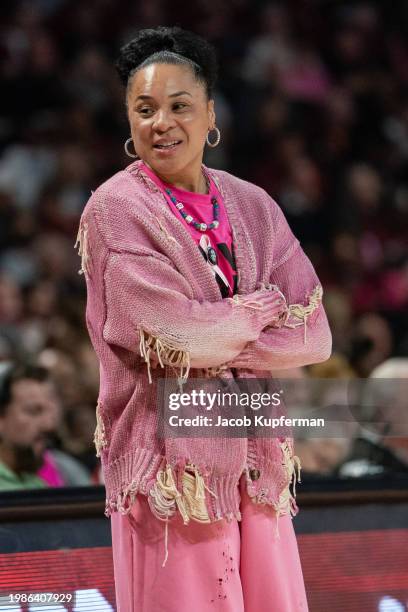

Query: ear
[[207, 99, 216, 130]]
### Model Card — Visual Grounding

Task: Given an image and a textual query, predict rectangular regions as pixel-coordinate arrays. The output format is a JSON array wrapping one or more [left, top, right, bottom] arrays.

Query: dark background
[[0, 0, 407, 482]]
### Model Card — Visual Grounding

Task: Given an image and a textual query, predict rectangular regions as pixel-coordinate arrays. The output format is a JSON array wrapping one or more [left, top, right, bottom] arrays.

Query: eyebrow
[[135, 91, 193, 101]]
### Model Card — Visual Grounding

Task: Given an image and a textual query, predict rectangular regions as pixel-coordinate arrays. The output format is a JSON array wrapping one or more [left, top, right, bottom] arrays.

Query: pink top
[[37, 451, 64, 487], [140, 162, 236, 297]]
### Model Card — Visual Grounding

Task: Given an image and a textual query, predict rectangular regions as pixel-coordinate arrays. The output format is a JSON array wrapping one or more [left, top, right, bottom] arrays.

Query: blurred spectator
[[0, 362, 91, 490], [338, 358, 408, 477], [295, 357, 358, 477], [295, 438, 351, 477], [350, 313, 393, 376]]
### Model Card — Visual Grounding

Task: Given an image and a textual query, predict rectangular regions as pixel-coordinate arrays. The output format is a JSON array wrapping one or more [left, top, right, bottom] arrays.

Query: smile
[[153, 140, 182, 150]]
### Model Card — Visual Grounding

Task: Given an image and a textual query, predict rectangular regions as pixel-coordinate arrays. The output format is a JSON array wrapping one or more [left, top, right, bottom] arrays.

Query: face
[[127, 63, 215, 186], [0, 379, 60, 462]]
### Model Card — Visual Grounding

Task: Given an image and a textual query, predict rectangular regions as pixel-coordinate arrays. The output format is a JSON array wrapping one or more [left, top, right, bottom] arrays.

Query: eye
[[173, 102, 188, 111], [138, 106, 154, 116]]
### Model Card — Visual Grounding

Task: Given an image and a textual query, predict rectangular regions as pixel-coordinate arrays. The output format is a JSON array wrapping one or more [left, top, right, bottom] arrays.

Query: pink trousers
[[111, 477, 309, 611]]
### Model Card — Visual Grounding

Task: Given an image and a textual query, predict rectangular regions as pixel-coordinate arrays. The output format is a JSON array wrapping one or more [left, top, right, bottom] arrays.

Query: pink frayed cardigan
[[76, 160, 331, 524]]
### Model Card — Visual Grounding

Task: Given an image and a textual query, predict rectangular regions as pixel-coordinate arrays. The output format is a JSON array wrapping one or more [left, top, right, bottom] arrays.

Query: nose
[[152, 108, 175, 133]]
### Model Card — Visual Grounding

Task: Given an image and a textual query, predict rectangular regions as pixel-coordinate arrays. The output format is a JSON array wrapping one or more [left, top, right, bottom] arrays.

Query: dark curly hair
[[115, 26, 218, 99], [0, 363, 50, 416]]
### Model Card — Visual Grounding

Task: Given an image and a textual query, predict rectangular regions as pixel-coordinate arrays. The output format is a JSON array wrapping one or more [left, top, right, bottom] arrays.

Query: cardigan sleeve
[[225, 204, 332, 371], [101, 249, 276, 370]]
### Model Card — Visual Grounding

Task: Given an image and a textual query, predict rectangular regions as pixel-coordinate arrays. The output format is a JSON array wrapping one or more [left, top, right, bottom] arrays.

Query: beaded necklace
[[164, 187, 220, 232]]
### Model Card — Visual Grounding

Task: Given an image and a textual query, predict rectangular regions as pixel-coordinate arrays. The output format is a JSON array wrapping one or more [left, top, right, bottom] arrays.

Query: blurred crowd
[[0, 0, 407, 488]]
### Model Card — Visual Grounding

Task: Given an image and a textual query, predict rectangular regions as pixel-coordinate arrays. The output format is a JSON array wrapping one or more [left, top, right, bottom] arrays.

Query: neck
[[144, 162, 208, 194]]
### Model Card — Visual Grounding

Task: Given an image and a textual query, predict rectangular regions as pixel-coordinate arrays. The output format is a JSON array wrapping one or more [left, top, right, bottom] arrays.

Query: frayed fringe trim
[[105, 481, 140, 518], [103, 480, 239, 525], [284, 284, 323, 344], [272, 484, 299, 539], [272, 440, 302, 538], [94, 400, 108, 458], [148, 463, 218, 524], [247, 441, 302, 539], [201, 365, 230, 378], [139, 328, 191, 386], [280, 439, 302, 498], [148, 463, 218, 567], [74, 221, 90, 277], [231, 284, 322, 338], [148, 463, 189, 524]]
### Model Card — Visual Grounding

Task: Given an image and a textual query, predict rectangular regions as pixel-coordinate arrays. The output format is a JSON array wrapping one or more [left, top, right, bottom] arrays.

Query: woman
[[77, 26, 331, 612]]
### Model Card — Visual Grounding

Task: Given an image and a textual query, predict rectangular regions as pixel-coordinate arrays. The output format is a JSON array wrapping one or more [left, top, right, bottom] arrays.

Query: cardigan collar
[[125, 160, 257, 299]]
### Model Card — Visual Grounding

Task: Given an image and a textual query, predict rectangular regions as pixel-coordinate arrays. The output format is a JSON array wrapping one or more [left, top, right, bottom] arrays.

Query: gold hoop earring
[[206, 127, 221, 148], [124, 137, 139, 159]]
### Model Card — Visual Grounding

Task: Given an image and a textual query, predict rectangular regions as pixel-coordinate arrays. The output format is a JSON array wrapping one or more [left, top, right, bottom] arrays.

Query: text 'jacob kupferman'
[[168, 414, 325, 429]]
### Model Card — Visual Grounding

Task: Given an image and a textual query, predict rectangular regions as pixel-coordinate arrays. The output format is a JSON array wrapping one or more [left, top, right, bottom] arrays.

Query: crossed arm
[[225, 244, 332, 371], [101, 241, 331, 377], [97, 186, 331, 374]]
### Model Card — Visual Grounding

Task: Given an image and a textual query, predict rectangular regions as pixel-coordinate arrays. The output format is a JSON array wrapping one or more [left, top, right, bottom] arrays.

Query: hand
[[254, 289, 288, 328], [230, 288, 288, 330]]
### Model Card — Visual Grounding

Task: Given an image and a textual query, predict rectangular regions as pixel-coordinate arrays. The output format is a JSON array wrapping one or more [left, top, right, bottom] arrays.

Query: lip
[[153, 140, 182, 155]]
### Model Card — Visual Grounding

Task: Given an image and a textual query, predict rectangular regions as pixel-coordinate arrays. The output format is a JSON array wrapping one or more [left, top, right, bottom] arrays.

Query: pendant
[[207, 246, 218, 265]]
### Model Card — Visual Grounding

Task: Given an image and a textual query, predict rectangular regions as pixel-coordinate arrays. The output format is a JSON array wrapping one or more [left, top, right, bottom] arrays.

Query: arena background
[[0, 1, 407, 611]]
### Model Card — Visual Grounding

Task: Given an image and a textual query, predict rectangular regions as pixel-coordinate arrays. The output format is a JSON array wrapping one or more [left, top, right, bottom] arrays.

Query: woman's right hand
[[230, 288, 288, 330]]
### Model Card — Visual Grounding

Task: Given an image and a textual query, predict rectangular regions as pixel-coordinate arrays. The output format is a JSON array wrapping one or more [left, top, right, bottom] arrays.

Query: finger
[[259, 295, 286, 309]]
